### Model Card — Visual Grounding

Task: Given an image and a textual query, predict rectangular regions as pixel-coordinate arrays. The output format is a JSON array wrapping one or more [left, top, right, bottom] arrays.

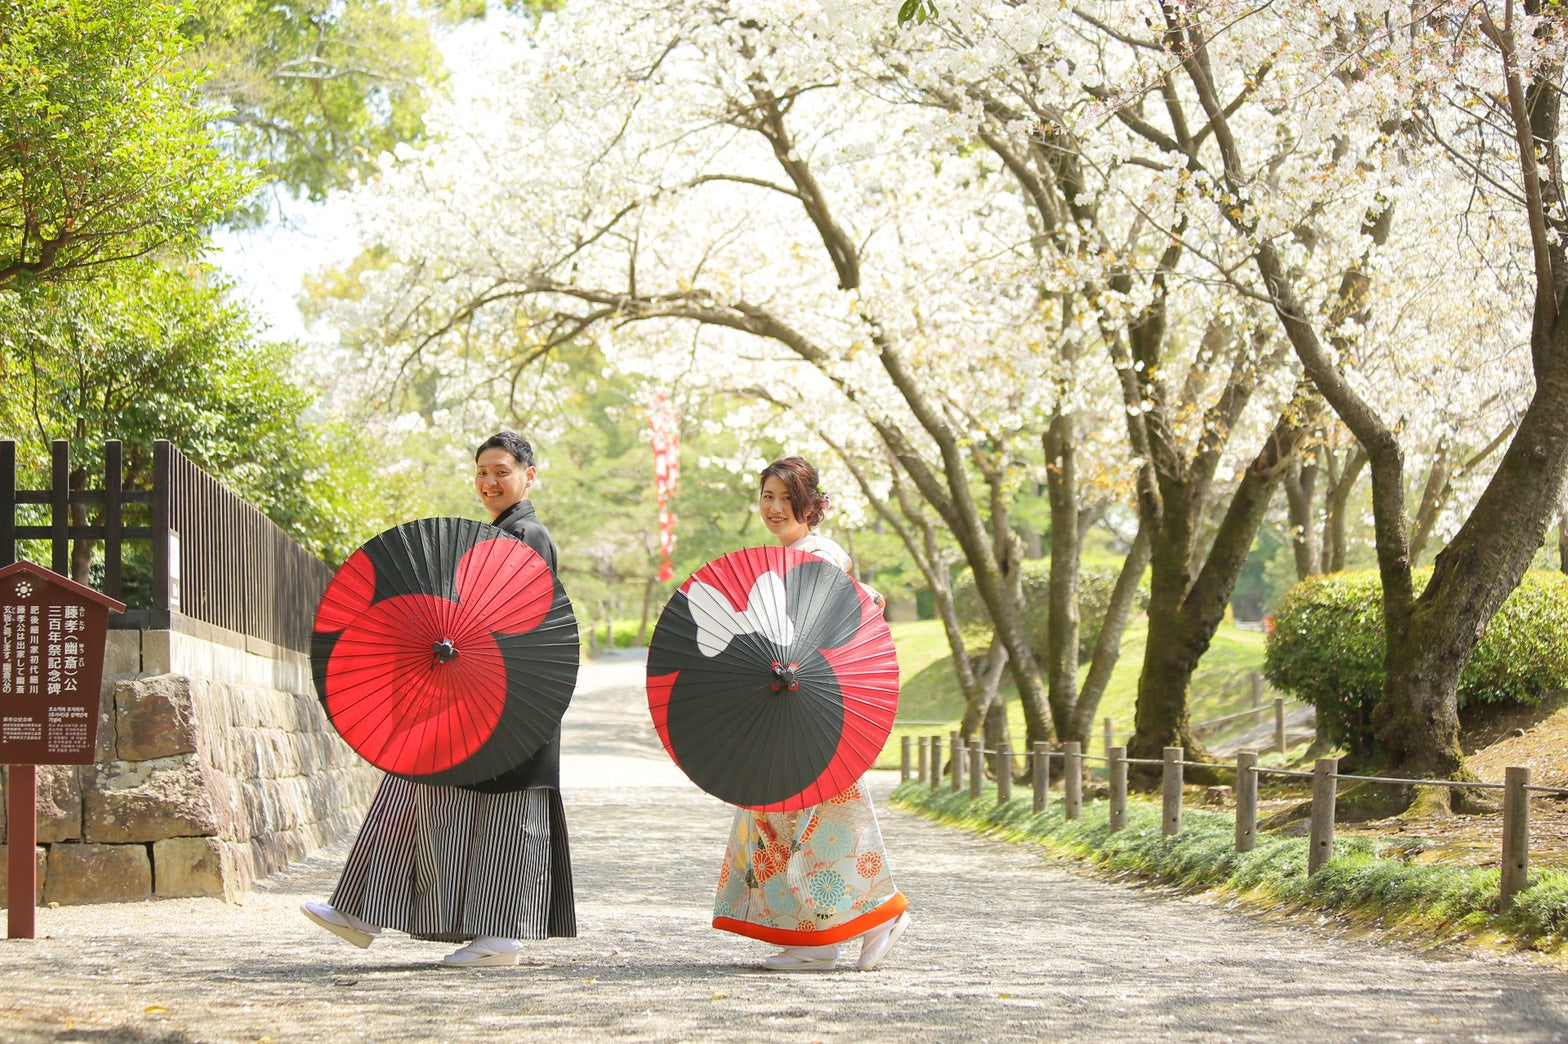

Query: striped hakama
[[330, 774, 576, 942]]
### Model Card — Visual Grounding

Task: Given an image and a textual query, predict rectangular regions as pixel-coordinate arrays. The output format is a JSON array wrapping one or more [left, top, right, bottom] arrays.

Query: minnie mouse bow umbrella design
[[646, 545, 899, 812], [311, 516, 578, 789]]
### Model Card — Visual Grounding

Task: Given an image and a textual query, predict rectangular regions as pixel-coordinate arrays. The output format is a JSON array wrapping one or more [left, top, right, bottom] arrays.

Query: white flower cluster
[[315, 0, 1540, 538]]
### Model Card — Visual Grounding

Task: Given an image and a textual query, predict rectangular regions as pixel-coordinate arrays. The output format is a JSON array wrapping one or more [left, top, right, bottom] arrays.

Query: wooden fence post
[[1274, 697, 1287, 755], [900, 736, 911, 783], [951, 734, 964, 793], [918, 736, 929, 785], [50, 440, 69, 575], [1235, 750, 1258, 853], [1032, 742, 1049, 814], [1501, 765, 1530, 910], [152, 440, 171, 627], [1109, 745, 1127, 833], [1308, 757, 1338, 875], [1, 440, 15, 565], [1250, 672, 1263, 725], [1103, 716, 1113, 758], [1162, 746, 1183, 836], [104, 439, 124, 598], [929, 735, 942, 789], [997, 742, 1012, 805], [1064, 741, 1082, 820], [969, 742, 984, 800]]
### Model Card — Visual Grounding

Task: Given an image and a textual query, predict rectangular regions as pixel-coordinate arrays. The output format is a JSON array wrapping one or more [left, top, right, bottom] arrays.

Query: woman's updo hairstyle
[[760, 456, 829, 528]]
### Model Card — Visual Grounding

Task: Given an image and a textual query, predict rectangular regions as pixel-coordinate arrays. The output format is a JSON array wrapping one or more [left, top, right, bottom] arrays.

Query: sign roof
[[0, 561, 127, 613]]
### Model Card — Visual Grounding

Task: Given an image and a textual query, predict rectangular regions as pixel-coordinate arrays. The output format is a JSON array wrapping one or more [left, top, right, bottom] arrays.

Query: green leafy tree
[[0, 259, 371, 567], [0, 0, 248, 288], [190, 0, 445, 203], [190, 0, 567, 204]]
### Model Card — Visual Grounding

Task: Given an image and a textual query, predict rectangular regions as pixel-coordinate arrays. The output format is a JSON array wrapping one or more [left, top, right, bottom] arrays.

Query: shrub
[[1265, 568, 1568, 752], [951, 559, 1148, 661]]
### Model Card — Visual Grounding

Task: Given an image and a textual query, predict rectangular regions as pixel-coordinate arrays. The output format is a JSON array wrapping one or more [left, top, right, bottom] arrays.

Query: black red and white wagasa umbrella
[[646, 545, 898, 812], [311, 516, 578, 788]]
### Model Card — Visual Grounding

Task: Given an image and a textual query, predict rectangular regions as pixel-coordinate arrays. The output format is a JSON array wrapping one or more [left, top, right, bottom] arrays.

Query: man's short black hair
[[475, 431, 536, 467]]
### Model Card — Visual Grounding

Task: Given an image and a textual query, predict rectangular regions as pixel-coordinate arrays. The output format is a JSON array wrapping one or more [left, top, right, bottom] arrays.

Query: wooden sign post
[[1, 561, 125, 939]]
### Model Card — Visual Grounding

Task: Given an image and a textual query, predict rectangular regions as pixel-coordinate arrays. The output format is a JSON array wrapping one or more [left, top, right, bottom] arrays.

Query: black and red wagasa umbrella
[[646, 545, 898, 812], [311, 516, 578, 789]]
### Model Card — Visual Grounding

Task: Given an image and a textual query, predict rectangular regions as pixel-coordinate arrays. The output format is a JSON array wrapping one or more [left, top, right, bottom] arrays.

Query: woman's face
[[475, 447, 535, 521], [759, 474, 810, 546]]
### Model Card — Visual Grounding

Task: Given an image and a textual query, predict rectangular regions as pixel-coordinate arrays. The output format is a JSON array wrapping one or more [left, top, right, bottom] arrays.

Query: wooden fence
[[900, 736, 1568, 912], [1, 439, 331, 653]]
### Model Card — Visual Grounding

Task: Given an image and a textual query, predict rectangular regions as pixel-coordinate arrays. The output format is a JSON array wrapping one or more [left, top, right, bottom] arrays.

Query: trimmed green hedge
[[952, 559, 1148, 660], [1264, 568, 1568, 752]]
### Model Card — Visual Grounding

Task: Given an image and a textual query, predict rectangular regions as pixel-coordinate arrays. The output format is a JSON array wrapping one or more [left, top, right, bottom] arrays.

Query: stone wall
[[1, 617, 379, 906]]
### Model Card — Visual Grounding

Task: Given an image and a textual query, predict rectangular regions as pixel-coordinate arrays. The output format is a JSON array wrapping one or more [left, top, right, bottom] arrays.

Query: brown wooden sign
[[0, 561, 124, 765]]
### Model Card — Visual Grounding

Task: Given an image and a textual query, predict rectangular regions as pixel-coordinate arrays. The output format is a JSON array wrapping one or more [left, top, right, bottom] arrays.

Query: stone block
[[153, 836, 246, 901], [140, 629, 172, 676], [102, 629, 143, 680], [1, 765, 83, 844], [116, 674, 201, 762], [94, 680, 118, 764], [0, 845, 47, 908], [84, 755, 223, 843], [44, 842, 151, 904], [249, 831, 299, 878], [36, 765, 84, 843]]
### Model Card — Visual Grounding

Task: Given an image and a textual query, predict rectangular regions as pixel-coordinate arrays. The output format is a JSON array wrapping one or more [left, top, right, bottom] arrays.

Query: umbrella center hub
[[770, 660, 801, 693], [433, 638, 459, 664]]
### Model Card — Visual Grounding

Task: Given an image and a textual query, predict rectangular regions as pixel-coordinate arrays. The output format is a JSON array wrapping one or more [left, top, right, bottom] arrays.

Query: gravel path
[[3, 649, 1566, 1042]]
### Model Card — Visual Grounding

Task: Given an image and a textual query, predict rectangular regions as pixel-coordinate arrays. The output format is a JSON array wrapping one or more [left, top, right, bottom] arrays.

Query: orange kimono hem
[[713, 892, 907, 946]]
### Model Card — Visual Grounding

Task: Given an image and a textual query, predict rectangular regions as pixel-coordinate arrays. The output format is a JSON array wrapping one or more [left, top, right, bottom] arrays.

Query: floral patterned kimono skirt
[[713, 780, 907, 946]]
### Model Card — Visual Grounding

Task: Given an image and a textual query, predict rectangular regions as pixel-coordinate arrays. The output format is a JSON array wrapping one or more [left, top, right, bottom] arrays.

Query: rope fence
[[898, 734, 1568, 912]]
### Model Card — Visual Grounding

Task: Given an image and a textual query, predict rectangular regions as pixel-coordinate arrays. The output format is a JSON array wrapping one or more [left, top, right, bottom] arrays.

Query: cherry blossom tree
[[1129, 0, 1559, 789], [315, 0, 1551, 785]]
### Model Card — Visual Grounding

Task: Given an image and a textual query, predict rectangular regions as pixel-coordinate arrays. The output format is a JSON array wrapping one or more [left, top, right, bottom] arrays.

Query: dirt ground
[[4, 650, 1567, 1042], [1270, 693, 1568, 871]]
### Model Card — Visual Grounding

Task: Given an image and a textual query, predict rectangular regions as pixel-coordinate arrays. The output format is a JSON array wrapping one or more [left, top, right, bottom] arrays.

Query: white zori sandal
[[762, 943, 841, 971], [300, 901, 381, 949], [441, 936, 523, 968], [857, 912, 910, 972]]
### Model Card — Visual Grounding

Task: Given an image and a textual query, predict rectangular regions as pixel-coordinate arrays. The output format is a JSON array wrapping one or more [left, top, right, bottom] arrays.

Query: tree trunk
[[983, 686, 1009, 778], [1321, 444, 1367, 573], [69, 466, 93, 584], [1283, 454, 1321, 579], [1559, 505, 1567, 573], [961, 635, 1009, 741], [823, 438, 990, 730], [635, 577, 656, 646], [1129, 407, 1309, 776], [1408, 444, 1449, 567], [1376, 353, 1568, 777], [1043, 409, 1080, 740], [1068, 522, 1153, 744]]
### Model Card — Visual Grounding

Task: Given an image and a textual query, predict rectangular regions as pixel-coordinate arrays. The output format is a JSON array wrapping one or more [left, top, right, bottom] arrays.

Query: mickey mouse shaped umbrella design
[[311, 516, 578, 789], [646, 545, 899, 812]]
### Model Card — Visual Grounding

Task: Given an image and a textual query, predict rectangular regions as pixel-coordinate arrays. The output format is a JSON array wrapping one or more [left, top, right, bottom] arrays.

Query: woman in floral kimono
[[712, 455, 911, 972]]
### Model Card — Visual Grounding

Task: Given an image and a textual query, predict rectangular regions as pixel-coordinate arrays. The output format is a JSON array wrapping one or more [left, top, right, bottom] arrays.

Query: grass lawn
[[880, 614, 1274, 767]]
